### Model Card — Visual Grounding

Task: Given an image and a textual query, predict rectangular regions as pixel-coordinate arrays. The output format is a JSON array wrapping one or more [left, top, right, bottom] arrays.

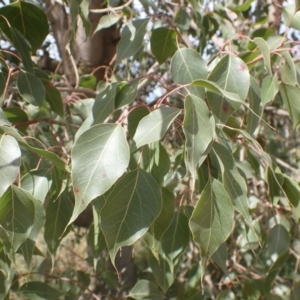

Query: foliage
[[0, 0, 300, 299]]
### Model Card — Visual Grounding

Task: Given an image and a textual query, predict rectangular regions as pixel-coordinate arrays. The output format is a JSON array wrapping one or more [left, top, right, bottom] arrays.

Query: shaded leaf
[[94, 13, 120, 34], [19, 281, 63, 299], [174, 7, 190, 31], [43, 81, 64, 117], [261, 75, 279, 106], [183, 95, 214, 180], [132, 107, 181, 151], [279, 51, 297, 85], [115, 79, 139, 108], [0, 134, 21, 197], [4, 107, 28, 133], [151, 28, 177, 64], [211, 243, 228, 275], [253, 37, 272, 74], [190, 179, 233, 277], [71, 124, 129, 224], [129, 279, 165, 300], [100, 169, 162, 266], [268, 224, 289, 259], [17, 70, 45, 107], [282, 174, 300, 207], [128, 106, 150, 138], [115, 18, 150, 66]]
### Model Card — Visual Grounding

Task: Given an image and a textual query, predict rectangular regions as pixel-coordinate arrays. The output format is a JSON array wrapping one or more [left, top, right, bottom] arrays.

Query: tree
[[1, 0, 300, 299]]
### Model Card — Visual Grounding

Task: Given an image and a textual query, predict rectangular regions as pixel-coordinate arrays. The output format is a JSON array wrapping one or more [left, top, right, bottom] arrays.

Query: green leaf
[[21, 169, 52, 203], [43, 81, 64, 117], [17, 70, 45, 107], [279, 83, 300, 128], [151, 28, 177, 64], [115, 18, 150, 67], [0, 135, 21, 197], [253, 37, 272, 74], [268, 224, 290, 259], [94, 13, 120, 34], [211, 243, 228, 275], [183, 95, 214, 180], [207, 54, 250, 123], [234, 0, 254, 11], [129, 279, 165, 300], [161, 212, 190, 268], [115, 79, 139, 108], [279, 51, 297, 85], [213, 142, 252, 226], [19, 281, 63, 299], [174, 7, 190, 31], [246, 76, 261, 134], [283, 4, 300, 31], [128, 106, 150, 138], [79, 74, 97, 89], [0, 2, 49, 52], [265, 166, 282, 205], [44, 192, 73, 255], [100, 169, 162, 266], [0, 186, 35, 251], [71, 124, 129, 224], [282, 174, 300, 207], [132, 107, 181, 151], [93, 83, 118, 124], [171, 48, 208, 99], [216, 290, 236, 300], [4, 107, 28, 133], [261, 75, 279, 106], [190, 179, 233, 277]]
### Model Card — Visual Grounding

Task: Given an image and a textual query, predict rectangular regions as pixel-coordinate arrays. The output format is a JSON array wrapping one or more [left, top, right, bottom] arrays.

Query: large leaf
[[17, 70, 45, 107], [0, 186, 35, 251], [0, 135, 21, 197], [171, 48, 208, 99], [100, 169, 162, 266], [213, 142, 252, 225], [0, 1, 49, 51], [151, 28, 177, 64], [129, 280, 165, 300], [268, 224, 290, 259], [71, 124, 129, 224], [189, 179, 234, 277], [132, 107, 181, 151], [115, 18, 150, 66], [207, 54, 250, 123], [279, 83, 300, 128], [183, 95, 214, 180]]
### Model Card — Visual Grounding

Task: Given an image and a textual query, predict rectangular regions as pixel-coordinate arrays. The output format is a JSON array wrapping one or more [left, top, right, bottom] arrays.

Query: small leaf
[[94, 13, 120, 34], [268, 224, 290, 259], [0, 186, 35, 251], [43, 81, 64, 117], [115, 79, 139, 108], [115, 18, 150, 67], [0, 134, 21, 197], [279, 51, 297, 85], [183, 95, 214, 180], [4, 107, 28, 133], [283, 4, 300, 31], [279, 83, 300, 128], [174, 7, 190, 31], [17, 70, 45, 107], [282, 174, 300, 207], [71, 124, 129, 224], [19, 281, 63, 299], [253, 37, 272, 74], [190, 179, 234, 277], [128, 106, 150, 138], [100, 169, 162, 266], [93, 83, 118, 124], [132, 107, 181, 151], [211, 243, 228, 275], [129, 280, 165, 300], [261, 75, 279, 106], [151, 28, 177, 64], [79, 74, 97, 89]]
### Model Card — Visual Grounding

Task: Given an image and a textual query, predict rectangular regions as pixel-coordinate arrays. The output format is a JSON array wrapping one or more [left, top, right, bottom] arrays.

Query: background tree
[[1, 0, 300, 299]]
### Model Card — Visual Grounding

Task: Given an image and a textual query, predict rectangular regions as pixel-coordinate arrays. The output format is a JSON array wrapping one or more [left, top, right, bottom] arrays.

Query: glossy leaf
[[171, 48, 208, 99], [44, 192, 73, 255], [0, 186, 35, 251], [129, 279, 165, 300], [190, 179, 233, 276], [71, 124, 129, 224], [93, 83, 118, 124], [132, 107, 181, 151], [213, 142, 252, 225], [43, 81, 64, 117], [115, 18, 150, 67], [207, 54, 250, 123], [0, 2, 49, 51], [100, 169, 162, 265], [0, 135, 21, 197], [17, 70, 45, 107], [151, 28, 177, 64], [19, 281, 63, 299], [183, 95, 214, 180], [279, 83, 300, 128]]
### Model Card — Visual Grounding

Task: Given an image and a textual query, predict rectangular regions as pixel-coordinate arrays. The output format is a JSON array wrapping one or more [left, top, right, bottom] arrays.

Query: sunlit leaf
[[253, 37, 272, 74], [261, 75, 279, 106], [128, 106, 150, 138], [279, 51, 297, 85], [94, 13, 120, 34], [283, 4, 300, 31], [268, 224, 290, 260], [190, 179, 233, 277], [0, 134, 21, 197], [129, 279, 165, 300], [71, 124, 129, 224], [132, 107, 181, 151], [100, 169, 162, 266]]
